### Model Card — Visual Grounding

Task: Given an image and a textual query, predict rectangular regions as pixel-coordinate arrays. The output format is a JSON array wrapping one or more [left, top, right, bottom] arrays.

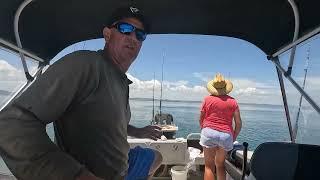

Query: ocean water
[[129, 99, 290, 150], [1, 98, 320, 174], [45, 99, 292, 149]]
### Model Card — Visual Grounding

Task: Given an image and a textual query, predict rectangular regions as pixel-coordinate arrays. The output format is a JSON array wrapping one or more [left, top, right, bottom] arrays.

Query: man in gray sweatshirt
[[0, 6, 162, 180]]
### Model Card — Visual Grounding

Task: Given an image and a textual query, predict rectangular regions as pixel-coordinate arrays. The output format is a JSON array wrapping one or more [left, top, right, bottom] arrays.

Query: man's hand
[[138, 125, 162, 140], [128, 125, 162, 140]]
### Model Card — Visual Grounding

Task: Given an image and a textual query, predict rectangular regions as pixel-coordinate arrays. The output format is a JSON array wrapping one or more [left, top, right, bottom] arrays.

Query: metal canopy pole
[[271, 57, 320, 115], [284, 0, 300, 76], [272, 26, 320, 58], [274, 57, 294, 142], [14, 0, 35, 81], [0, 38, 45, 63]]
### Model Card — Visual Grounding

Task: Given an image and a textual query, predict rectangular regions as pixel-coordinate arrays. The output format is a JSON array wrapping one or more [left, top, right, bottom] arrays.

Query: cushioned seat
[[248, 142, 320, 180]]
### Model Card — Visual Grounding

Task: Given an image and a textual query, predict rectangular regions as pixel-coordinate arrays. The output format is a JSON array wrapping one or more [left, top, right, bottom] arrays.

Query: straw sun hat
[[207, 73, 233, 96]]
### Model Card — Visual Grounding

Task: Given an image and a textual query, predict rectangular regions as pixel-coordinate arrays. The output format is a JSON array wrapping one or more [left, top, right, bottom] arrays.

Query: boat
[[1, 0, 320, 179], [152, 51, 178, 139]]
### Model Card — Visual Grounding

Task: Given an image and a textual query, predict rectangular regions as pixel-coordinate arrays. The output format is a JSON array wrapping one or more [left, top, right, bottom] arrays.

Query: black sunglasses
[[112, 22, 147, 42]]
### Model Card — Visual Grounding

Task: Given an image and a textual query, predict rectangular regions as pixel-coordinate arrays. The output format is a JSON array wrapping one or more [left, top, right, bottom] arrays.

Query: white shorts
[[199, 127, 233, 151]]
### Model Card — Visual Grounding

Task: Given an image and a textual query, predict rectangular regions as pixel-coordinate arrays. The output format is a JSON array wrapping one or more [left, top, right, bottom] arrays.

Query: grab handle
[[241, 142, 249, 180]]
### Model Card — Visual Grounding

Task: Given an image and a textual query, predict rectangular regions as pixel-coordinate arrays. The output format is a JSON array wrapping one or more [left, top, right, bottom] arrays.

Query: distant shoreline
[[0, 90, 11, 96], [0, 92, 284, 107], [130, 97, 201, 103], [129, 97, 283, 107]]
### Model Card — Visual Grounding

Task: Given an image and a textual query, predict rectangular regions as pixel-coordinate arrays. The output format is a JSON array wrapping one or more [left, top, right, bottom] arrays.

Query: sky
[[1, 34, 319, 106]]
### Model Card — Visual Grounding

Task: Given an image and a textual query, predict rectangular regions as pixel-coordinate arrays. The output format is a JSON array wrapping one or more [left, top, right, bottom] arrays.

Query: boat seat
[[186, 133, 203, 152], [248, 142, 320, 180]]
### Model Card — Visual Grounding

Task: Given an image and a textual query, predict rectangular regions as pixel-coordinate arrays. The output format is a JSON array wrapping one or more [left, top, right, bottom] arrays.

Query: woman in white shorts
[[199, 74, 242, 180]]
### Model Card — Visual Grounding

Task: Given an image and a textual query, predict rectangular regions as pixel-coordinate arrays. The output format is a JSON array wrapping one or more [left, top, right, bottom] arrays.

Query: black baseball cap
[[108, 6, 150, 33]]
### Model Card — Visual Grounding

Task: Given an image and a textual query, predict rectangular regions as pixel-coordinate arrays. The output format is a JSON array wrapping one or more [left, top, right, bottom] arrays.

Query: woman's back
[[201, 95, 238, 134]]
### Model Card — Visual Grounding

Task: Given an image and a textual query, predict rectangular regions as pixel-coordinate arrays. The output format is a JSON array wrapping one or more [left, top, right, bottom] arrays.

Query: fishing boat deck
[[0, 138, 252, 179], [128, 137, 253, 163], [129, 137, 253, 180], [128, 137, 188, 165]]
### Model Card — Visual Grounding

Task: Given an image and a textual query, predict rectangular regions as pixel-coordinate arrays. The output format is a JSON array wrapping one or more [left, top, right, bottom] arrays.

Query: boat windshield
[[0, 48, 38, 108], [278, 34, 320, 145]]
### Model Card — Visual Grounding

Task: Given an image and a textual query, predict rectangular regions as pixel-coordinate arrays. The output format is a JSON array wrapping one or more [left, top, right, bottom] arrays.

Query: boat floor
[[1, 166, 236, 180], [0, 172, 204, 180], [152, 174, 204, 180], [152, 167, 205, 180], [1, 138, 247, 180]]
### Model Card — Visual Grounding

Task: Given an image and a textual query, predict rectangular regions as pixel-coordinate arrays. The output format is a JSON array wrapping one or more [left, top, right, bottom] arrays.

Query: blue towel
[[126, 146, 155, 180]]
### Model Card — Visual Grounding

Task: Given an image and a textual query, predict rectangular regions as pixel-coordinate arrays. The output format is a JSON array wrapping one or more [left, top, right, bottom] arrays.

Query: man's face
[[103, 17, 144, 72]]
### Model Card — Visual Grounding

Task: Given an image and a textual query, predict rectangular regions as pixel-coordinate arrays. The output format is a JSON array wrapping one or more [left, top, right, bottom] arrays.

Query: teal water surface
[[129, 99, 290, 150]]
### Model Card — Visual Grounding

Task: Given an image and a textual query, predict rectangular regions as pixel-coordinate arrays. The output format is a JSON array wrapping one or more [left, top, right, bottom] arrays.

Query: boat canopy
[[1, 0, 320, 60]]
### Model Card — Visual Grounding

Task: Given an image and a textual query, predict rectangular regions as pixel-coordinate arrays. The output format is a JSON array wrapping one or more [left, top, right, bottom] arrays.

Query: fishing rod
[[151, 72, 155, 125], [293, 44, 311, 141], [159, 51, 165, 116]]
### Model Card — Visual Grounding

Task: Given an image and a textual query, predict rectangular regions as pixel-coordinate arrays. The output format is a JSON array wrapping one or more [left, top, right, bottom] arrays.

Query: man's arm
[[0, 106, 85, 179], [127, 124, 140, 137], [127, 125, 162, 140], [0, 52, 100, 180]]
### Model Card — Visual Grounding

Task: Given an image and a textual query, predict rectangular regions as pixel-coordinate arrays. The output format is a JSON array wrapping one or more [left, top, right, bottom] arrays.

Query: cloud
[[0, 60, 25, 81], [128, 73, 207, 101], [297, 76, 320, 87], [285, 76, 320, 107], [235, 87, 259, 95], [128, 73, 285, 104], [1, 59, 317, 106], [0, 60, 29, 93], [193, 73, 282, 104], [229, 78, 282, 104]]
